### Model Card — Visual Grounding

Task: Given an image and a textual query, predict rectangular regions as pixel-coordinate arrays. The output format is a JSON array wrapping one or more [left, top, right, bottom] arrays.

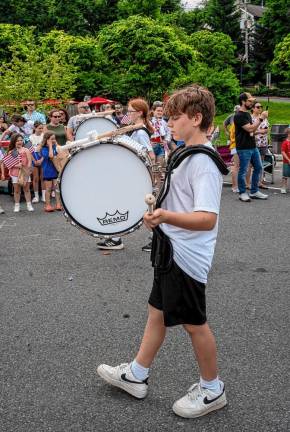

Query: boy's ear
[[192, 113, 203, 127]]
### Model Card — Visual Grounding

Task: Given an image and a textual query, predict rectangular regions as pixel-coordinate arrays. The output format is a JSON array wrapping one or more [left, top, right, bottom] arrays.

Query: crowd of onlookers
[[0, 94, 290, 223]]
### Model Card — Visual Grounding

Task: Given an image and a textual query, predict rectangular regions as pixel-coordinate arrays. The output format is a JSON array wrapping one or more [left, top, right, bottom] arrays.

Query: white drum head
[[75, 117, 117, 140], [60, 140, 153, 236]]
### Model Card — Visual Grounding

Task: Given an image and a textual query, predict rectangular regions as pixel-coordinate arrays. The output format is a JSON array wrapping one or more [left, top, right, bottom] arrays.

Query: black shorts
[[148, 261, 206, 327]]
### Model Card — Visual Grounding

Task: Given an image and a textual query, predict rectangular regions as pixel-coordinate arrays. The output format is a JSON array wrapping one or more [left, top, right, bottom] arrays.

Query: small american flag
[[120, 114, 131, 125], [23, 140, 34, 154], [3, 150, 21, 169]]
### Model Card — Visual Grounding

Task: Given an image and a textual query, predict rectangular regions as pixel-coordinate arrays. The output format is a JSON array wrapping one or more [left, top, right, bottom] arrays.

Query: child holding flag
[[4, 133, 34, 212]]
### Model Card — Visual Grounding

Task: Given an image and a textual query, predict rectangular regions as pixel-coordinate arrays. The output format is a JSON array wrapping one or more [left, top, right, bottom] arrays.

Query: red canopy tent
[[87, 97, 115, 105]]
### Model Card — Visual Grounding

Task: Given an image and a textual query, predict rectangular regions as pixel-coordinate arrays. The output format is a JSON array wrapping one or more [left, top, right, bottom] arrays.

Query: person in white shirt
[[97, 85, 227, 420]]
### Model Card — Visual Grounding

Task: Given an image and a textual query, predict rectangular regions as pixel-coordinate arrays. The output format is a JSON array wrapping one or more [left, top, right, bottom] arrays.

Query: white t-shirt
[[160, 143, 223, 284], [130, 128, 153, 152], [29, 133, 43, 150]]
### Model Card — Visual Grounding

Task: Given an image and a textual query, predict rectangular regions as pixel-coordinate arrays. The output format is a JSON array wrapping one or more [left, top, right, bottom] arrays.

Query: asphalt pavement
[[0, 170, 289, 432]]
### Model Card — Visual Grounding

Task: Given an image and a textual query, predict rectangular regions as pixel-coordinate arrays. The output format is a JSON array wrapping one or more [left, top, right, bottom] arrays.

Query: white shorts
[[11, 176, 31, 184]]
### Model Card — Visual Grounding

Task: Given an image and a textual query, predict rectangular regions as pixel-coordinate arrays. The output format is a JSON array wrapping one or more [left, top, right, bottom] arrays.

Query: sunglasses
[[52, 115, 61, 118], [255, 105, 263, 108]]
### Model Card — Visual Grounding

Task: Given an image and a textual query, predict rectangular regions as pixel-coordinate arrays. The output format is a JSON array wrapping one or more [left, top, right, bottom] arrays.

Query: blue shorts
[[282, 163, 290, 178], [153, 143, 165, 157]]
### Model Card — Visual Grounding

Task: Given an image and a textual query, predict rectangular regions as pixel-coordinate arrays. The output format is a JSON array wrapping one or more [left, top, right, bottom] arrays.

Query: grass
[[214, 100, 290, 146]]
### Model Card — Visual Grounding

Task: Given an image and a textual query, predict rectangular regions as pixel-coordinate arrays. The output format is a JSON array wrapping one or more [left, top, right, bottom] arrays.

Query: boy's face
[[154, 107, 163, 118], [168, 113, 202, 141]]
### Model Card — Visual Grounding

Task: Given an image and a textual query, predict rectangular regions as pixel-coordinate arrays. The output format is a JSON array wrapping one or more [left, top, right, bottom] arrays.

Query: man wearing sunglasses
[[67, 102, 91, 141], [234, 92, 269, 202]]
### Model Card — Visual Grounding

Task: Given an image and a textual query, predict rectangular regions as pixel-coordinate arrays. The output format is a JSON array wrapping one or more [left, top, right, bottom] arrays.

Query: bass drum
[[59, 136, 153, 237], [74, 116, 117, 140]]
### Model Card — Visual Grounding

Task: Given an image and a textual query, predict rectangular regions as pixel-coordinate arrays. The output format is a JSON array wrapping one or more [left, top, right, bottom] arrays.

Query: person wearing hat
[[234, 92, 269, 202]]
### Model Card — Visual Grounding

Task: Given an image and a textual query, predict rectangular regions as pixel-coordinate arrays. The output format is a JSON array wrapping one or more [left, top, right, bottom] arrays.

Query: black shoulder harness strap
[[151, 144, 229, 273], [156, 144, 229, 209]]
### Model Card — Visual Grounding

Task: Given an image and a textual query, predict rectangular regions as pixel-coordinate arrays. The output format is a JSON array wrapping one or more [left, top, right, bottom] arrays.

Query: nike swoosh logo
[[203, 387, 225, 405], [121, 373, 144, 385]]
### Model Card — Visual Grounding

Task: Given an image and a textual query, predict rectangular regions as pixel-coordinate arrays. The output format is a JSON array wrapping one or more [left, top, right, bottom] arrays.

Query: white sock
[[42, 190, 46, 199], [130, 359, 149, 381], [34, 191, 39, 198], [112, 237, 121, 242], [200, 377, 223, 395]]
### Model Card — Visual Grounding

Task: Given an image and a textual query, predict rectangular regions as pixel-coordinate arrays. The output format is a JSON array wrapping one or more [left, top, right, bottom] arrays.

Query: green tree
[[117, 0, 165, 19], [203, 0, 242, 49], [172, 64, 240, 114], [39, 30, 109, 99], [3, 0, 55, 33], [49, 0, 119, 35], [160, 8, 208, 34], [271, 34, 290, 81], [189, 30, 237, 70], [260, 0, 290, 51], [0, 27, 78, 103], [97, 16, 198, 101], [161, 0, 182, 13]]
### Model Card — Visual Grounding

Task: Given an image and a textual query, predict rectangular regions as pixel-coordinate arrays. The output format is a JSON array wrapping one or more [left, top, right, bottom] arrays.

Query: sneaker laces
[[119, 363, 129, 371], [187, 383, 204, 401]]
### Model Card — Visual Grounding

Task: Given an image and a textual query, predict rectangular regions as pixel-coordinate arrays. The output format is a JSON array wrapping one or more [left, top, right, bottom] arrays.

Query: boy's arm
[[144, 209, 217, 231], [281, 151, 290, 163]]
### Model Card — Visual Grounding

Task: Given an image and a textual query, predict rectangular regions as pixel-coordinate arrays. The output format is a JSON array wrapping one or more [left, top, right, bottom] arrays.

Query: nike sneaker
[[172, 382, 227, 418], [97, 362, 148, 399]]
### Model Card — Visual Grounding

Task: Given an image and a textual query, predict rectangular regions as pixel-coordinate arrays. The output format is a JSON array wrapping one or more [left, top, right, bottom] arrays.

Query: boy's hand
[[144, 208, 167, 229]]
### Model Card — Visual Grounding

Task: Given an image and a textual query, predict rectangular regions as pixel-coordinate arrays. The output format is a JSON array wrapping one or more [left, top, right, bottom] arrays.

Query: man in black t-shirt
[[234, 92, 269, 202]]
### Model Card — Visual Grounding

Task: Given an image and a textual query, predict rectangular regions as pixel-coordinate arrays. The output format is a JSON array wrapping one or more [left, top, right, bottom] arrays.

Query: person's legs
[[231, 153, 239, 191], [32, 167, 39, 202], [184, 322, 217, 381], [135, 305, 166, 368], [23, 181, 32, 205], [172, 322, 226, 418], [13, 183, 20, 204], [237, 150, 252, 194], [44, 180, 54, 211], [97, 305, 165, 399], [52, 179, 62, 209], [250, 148, 262, 194]]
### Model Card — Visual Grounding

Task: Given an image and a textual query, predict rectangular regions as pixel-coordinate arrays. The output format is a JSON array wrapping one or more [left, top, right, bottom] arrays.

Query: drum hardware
[[60, 123, 144, 153]]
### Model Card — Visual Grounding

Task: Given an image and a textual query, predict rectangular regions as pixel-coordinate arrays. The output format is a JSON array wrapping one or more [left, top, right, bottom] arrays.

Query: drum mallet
[[145, 194, 156, 215]]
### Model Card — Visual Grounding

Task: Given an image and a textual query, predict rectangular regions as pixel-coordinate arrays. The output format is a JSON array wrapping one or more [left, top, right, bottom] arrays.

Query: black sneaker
[[142, 241, 152, 252], [97, 238, 124, 250]]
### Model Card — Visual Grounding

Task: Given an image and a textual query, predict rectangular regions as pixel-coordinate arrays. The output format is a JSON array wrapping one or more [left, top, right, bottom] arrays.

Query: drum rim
[[58, 140, 153, 237], [74, 116, 117, 139]]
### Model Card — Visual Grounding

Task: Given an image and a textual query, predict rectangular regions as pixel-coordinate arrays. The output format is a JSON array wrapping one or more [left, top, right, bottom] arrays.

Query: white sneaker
[[281, 188, 287, 194], [249, 191, 268, 200], [32, 196, 39, 203], [97, 362, 148, 399], [14, 203, 20, 213], [239, 192, 251, 202], [0, 206, 5, 214], [172, 382, 227, 419], [231, 187, 239, 193], [27, 202, 34, 212]]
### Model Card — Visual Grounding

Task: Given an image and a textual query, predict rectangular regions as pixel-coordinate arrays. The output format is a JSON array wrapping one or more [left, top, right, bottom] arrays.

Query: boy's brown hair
[[164, 84, 215, 132]]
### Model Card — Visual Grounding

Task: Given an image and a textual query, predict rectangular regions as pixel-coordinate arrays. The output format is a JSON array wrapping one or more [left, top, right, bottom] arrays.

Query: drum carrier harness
[[150, 144, 229, 274]]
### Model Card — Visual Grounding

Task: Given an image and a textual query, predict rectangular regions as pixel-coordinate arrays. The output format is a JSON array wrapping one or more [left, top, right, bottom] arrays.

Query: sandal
[[55, 203, 63, 211], [44, 204, 55, 212]]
